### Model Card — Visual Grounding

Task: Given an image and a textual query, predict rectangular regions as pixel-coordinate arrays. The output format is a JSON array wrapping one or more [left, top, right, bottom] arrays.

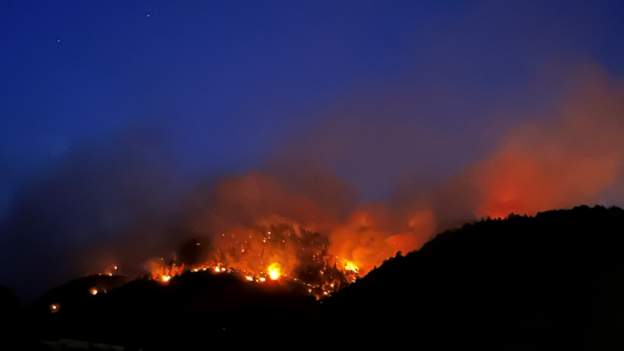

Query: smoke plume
[[1, 66, 624, 297]]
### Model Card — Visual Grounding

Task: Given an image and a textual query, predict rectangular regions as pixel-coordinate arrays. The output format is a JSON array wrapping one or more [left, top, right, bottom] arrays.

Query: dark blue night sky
[[3, 1, 623, 206], [2, 1, 624, 296]]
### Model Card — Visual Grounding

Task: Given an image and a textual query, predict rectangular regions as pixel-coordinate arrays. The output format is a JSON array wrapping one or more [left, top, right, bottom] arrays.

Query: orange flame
[[148, 260, 184, 285], [343, 260, 359, 273], [266, 262, 282, 280]]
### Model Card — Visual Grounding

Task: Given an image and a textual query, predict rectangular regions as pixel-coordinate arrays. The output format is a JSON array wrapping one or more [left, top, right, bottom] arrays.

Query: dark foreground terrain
[[3, 205, 624, 349]]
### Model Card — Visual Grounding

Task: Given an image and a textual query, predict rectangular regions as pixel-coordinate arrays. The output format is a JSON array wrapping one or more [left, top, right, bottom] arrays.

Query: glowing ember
[[102, 264, 119, 276], [245, 275, 254, 281], [160, 275, 172, 284], [213, 266, 226, 273], [49, 303, 60, 313], [89, 287, 98, 296], [267, 262, 282, 280]]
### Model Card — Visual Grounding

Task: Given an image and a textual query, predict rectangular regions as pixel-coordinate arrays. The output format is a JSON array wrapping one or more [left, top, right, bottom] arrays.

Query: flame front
[[143, 225, 370, 298]]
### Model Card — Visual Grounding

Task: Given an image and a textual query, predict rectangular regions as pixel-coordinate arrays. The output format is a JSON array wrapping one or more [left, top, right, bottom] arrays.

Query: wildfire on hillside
[[98, 173, 436, 299], [143, 224, 365, 299]]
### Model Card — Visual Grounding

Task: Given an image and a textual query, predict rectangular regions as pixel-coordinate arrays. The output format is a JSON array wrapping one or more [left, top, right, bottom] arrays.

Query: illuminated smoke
[[467, 71, 624, 218], [2, 66, 624, 298]]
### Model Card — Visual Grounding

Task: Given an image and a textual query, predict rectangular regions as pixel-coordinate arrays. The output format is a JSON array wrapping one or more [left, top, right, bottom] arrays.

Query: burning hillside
[[141, 222, 367, 299], [104, 171, 437, 299]]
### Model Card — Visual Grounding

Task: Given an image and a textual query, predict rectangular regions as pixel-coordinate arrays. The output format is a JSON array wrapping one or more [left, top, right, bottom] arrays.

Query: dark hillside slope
[[30, 271, 319, 348], [324, 206, 624, 349]]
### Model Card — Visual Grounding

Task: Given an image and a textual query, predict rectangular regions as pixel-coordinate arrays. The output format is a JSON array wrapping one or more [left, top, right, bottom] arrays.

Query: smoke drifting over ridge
[[1, 67, 624, 297], [469, 73, 624, 218]]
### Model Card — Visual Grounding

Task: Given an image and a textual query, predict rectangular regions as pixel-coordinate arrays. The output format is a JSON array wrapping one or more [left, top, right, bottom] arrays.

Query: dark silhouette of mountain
[[0, 285, 24, 346], [323, 205, 624, 349], [16, 205, 624, 349]]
